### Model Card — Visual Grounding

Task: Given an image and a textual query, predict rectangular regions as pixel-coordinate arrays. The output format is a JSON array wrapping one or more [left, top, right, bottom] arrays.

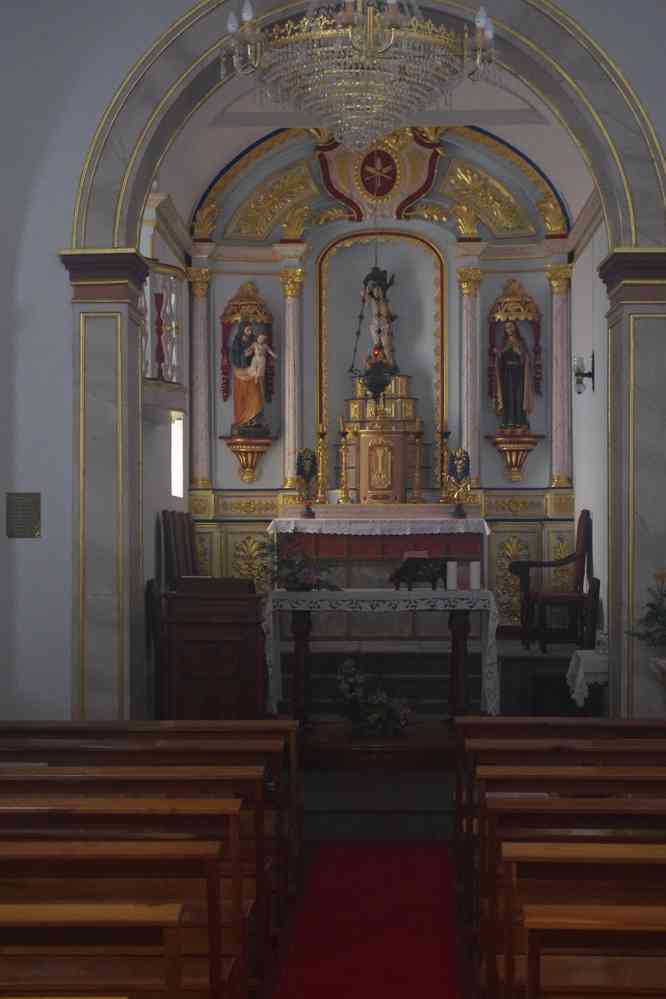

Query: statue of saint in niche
[[492, 320, 534, 428], [363, 266, 397, 367]]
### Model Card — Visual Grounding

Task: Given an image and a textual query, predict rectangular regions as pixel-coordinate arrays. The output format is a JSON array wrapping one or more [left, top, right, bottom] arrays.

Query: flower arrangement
[[337, 659, 412, 738], [255, 537, 340, 591]]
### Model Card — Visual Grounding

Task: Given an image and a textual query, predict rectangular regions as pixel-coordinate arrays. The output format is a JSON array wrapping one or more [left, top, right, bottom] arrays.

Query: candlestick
[[338, 429, 350, 504], [315, 429, 328, 504]]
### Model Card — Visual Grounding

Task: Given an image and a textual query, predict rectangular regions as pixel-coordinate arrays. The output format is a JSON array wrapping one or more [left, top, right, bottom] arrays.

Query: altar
[[266, 514, 494, 718]]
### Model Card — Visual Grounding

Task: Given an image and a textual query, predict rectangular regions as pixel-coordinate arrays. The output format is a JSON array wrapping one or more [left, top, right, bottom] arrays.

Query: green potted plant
[[255, 537, 340, 591], [628, 583, 666, 648]]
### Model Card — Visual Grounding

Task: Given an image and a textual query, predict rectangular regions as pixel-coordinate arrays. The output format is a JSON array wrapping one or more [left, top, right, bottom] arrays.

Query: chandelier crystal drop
[[224, 3, 496, 151]]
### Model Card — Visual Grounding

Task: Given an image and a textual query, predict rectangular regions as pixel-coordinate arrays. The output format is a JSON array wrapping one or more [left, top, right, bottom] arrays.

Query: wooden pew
[[0, 764, 277, 971], [0, 797, 244, 998], [501, 841, 666, 999], [0, 902, 184, 998], [0, 840, 236, 999], [0, 719, 303, 887], [524, 903, 666, 999], [481, 797, 666, 999], [0, 736, 295, 881], [457, 738, 666, 880]]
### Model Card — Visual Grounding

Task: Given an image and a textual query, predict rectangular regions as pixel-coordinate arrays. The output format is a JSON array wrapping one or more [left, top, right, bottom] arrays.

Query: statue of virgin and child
[[230, 323, 277, 436]]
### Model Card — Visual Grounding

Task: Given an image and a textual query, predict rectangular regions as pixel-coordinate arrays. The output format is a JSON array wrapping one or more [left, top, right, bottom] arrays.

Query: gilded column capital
[[457, 266, 483, 296], [280, 267, 305, 299], [186, 267, 212, 299], [546, 264, 573, 294]]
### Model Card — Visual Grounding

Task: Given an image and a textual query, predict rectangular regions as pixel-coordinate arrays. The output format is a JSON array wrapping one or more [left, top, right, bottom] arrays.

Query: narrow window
[[170, 414, 184, 498]]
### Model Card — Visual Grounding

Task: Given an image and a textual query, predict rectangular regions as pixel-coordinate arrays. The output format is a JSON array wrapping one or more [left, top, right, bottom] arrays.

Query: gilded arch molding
[[71, 0, 666, 252]]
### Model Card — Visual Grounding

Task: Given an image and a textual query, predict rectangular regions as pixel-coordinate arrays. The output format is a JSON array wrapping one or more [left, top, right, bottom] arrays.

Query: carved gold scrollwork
[[441, 161, 535, 237], [405, 202, 449, 224], [192, 201, 219, 241], [231, 535, 271, 592], [489, 279, 541, 324], [368, 440, 393, 490], [195, 533, 213, 575], [222, 281, 272, 326], [495, 535, 530, 625], [551, 537, 574, 592], [225, 161, 317, 240]]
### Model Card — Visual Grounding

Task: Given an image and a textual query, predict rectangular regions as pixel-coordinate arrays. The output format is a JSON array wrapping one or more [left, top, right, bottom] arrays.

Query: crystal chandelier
[[224, 2, 496, 151]]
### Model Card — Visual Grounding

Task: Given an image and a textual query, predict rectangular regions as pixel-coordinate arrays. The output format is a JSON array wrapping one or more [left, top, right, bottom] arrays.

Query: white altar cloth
[[264, 587, 500, 715], [566, 649, 609, 707], [268, 517, 490, 536]]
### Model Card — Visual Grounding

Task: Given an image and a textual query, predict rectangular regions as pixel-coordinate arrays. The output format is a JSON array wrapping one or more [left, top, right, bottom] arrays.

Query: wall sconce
[[573, 351, 595, 394]]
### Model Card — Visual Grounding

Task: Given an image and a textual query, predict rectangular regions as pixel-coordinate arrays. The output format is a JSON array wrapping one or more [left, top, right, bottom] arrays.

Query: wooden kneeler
[[0, 902, 183, 997], [524, 903, 666, 999]]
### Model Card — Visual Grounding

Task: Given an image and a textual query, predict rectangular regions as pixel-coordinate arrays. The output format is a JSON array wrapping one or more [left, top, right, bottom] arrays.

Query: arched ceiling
[[158, 71, 592, 240], [72, 0, 666, 250]]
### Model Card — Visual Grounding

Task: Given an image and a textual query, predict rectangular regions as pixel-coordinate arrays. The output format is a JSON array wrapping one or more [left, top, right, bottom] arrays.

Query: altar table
[[265, 587, 500, 720], [269, 516, 489, 567]]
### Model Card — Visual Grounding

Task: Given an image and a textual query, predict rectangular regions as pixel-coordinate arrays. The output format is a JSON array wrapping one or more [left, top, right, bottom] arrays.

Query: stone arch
[[71, 0, 666, 252]]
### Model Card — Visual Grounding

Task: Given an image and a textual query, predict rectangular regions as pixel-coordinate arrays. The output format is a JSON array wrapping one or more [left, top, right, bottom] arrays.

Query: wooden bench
[[524, 903, 666, 999], [501, 842, 666, 999], [0, 736, 296, 877], [457, 739, 666, 882], [0, 902, 184, 998], [0, 840, 238, 999], [480, 797, 666, 999], [0, 720, 303, 887], [0, 764, 277, 972], [0, 797, 244, 994]]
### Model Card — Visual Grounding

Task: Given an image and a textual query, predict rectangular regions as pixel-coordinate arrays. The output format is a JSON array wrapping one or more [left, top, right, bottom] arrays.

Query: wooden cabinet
[[161, 579, 266, 720]]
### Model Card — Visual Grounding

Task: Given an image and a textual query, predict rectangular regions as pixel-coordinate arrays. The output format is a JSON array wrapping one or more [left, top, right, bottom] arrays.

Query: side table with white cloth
[[264, 588, 500, 722], [566, 649, 609, 710]]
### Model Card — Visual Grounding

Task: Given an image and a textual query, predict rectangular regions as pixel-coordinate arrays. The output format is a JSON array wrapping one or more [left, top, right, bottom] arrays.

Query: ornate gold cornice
[[546, 264, 573, 293], [490, 278, 541, 323], [457, 266, 483, 296], [186, 267, 211, 299], [280, 267, 305, 299]]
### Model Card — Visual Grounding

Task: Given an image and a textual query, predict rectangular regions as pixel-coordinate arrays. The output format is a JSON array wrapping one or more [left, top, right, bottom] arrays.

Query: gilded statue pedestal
[[486, 429, 544, 482], [222, 436, 273, 483]]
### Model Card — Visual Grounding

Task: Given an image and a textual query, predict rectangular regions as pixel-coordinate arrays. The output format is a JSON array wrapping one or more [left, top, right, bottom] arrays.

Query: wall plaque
[[6, 493, 41, 538]]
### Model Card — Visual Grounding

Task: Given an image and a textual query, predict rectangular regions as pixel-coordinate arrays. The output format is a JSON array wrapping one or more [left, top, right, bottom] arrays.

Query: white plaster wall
[[632, 318, 666, 716], [571, 224, 610, 625], [0, 0, 189, 718]]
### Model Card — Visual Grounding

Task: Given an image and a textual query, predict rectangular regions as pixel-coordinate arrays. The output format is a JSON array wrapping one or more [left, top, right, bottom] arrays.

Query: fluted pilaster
[[186, 267, 212, 488], [458, 266, 483, 485], [280, 267, 304, 487], [547, 264, 573, 488]]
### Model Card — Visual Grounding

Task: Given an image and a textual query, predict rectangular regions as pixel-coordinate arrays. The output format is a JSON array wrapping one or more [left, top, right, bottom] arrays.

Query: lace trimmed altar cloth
[[268, 517, 490, 536], [264, 587, 500, 716]]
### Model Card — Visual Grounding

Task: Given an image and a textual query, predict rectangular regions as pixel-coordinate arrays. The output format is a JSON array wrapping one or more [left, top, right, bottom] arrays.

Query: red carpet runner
[[271, 843, 462, 998]]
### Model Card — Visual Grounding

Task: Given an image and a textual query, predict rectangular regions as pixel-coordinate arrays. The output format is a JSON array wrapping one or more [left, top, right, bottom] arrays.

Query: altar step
[[280, 642, 604, 721]]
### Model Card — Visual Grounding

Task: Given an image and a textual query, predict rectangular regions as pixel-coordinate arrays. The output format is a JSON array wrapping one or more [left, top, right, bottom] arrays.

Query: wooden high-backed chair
[[509, 508, 600, 652]]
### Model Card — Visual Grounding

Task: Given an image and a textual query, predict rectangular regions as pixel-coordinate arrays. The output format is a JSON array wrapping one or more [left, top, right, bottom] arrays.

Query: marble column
[[547, 264, 573, 488], [599, 250, 666, 718], [280, 267, 305, 488], [60, 249, 149, 720], [458, 267, 483, 486], [186, 267, 212, 489]]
